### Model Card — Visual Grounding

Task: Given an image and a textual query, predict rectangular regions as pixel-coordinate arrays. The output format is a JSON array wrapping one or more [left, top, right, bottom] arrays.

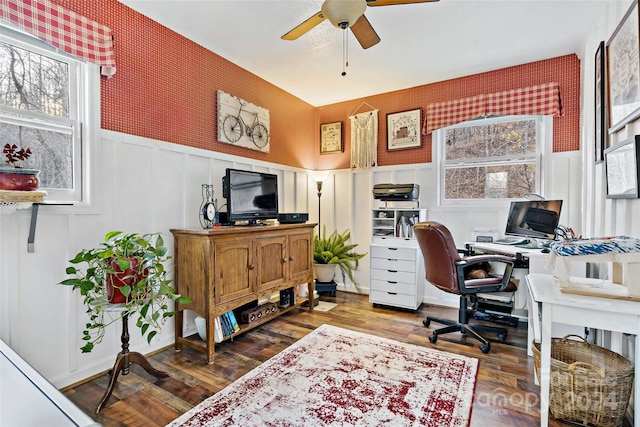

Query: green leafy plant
[[313, 226, 366, 284], [60, 231, 191, 353]]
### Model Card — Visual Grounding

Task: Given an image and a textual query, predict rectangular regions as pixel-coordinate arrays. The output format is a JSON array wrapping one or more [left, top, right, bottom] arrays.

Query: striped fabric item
[[551, 236, 640, 257], [0, 0, 116, 76], [424, 82, 562, 134]]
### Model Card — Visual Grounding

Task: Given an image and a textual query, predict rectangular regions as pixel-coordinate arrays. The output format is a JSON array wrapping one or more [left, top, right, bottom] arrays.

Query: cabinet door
[[287, 230, 313, 284], [214, 239, 254, 304], [255, 235, 287, 292]]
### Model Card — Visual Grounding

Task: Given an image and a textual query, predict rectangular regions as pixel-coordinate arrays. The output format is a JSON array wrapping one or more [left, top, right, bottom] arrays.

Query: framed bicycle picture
[[387, 108, 422, 151], [320, 121, 343, 154]]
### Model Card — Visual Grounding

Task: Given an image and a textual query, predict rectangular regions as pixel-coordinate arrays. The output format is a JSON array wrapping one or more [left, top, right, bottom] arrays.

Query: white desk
[[526, 274, 639, 427]]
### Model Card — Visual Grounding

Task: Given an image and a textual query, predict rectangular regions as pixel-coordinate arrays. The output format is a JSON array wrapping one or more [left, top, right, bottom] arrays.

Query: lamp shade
[[321, 0, 367, 28]]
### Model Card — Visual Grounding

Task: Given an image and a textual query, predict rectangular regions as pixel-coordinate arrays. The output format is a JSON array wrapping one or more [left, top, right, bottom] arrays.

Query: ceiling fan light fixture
[[321, 0, 367, 29]]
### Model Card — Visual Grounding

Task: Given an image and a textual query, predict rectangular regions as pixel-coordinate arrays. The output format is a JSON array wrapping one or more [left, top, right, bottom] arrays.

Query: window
[[0, 26, 95, 204], [436, 115, 550, 204]]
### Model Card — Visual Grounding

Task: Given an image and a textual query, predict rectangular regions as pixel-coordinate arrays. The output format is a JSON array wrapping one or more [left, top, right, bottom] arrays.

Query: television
[[504, 199, 563, 240], [222, 168, 278, 225]]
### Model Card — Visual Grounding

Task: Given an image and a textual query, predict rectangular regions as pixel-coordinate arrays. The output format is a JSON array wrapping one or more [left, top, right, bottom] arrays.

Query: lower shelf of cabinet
[[176, 297, 310, 358]]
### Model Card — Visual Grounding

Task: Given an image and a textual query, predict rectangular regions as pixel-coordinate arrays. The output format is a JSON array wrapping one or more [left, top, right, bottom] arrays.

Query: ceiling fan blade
[[350, 15, 380, 49], [281, 11, 326, 40], [366, 0, 439, 6]]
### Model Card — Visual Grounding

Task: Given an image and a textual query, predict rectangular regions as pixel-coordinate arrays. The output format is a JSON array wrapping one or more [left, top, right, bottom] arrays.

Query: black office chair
[[413, 221, 518, 353]]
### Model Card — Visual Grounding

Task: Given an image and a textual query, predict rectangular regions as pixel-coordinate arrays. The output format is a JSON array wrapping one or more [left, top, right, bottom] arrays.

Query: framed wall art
[[217, 90, 270, 153], [320, 121, 343, 154], [386, 108, 422, 151], [604, 135, 640, 199], [606, 0, 640, 132], [595, 40, 606, 163]]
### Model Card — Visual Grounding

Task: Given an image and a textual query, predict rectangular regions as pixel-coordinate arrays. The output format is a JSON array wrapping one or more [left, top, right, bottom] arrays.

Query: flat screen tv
[[222, 168, 278, 225], [504, 199, 563, 240]]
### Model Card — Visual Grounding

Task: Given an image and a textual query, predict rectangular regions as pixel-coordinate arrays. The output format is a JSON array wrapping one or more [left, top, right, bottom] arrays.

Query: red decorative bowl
[[0, 168, 40, 191]]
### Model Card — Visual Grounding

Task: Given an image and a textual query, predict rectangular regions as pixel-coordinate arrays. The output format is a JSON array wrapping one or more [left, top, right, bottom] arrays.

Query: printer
[[372, 183, 420, 201]]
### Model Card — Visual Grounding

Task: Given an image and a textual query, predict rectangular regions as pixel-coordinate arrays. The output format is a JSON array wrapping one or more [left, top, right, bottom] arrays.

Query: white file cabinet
[[369, 245, 425, 310]]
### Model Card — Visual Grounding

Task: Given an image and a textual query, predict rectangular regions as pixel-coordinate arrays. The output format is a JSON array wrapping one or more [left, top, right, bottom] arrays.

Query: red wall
[[54, 0, 318, 169], [317, 54, 581, 169], [53, 1, 580, 172]]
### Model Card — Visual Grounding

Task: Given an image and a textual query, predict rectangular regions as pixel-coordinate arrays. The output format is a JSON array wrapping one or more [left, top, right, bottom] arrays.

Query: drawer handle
[[387, 270, 398, 273], [387, 281, 398, 284], [387, 292, 398, 295], [388, 248, 399, 251], [387, 259, 398, 262]]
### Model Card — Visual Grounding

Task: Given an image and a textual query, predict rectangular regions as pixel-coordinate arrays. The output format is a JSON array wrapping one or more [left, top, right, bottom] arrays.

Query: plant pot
[[106, 258, 148, 304], [0, 167, 40, 191], [314, 263, 336, 283]]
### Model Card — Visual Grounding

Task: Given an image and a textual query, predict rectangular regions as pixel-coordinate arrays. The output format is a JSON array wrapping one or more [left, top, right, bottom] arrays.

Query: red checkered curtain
[[424, 82, 563, 134], [486, 83, 563, 117], [424, 95, 486, 134], [0, 0, 116, 77]]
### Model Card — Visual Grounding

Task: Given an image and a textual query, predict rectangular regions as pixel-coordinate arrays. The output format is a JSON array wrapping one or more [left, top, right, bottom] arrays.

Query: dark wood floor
[[63, 292, 616, 427]]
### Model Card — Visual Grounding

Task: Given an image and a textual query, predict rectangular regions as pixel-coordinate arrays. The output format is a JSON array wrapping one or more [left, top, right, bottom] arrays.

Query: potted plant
[[60, 231, 191, 353], [313, 226, 366, 286], [0, 143, 40, 191]]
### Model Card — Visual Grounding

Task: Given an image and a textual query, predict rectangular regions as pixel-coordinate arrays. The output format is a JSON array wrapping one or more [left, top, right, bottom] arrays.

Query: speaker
[[240, 302, 277, 323]]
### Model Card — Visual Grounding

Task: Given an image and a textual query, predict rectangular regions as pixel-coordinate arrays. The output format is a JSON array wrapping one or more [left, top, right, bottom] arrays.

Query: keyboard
[[494, 237, 529, 245]]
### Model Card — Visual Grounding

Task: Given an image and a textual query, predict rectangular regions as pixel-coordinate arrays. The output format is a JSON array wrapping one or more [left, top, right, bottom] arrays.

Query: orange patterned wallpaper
[[52, 1, 580, 172], [53, 0, 318, 169], [317, 54, 581, 169]]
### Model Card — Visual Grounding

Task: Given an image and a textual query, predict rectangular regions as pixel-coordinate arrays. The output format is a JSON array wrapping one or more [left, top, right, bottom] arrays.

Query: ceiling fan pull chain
[[342, 28, 348, 76]]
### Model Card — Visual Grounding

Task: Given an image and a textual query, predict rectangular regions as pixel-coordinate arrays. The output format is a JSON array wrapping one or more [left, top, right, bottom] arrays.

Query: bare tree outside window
[[0, 38, 75, 192], [440, 118, 540, 201]]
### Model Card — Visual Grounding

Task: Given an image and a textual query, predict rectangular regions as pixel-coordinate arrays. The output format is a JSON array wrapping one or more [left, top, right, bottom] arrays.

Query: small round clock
[[200, 184, 216, 229]]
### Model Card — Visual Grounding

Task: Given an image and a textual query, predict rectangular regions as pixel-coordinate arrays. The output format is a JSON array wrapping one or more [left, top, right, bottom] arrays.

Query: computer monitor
[[504, 200, 563, 240]]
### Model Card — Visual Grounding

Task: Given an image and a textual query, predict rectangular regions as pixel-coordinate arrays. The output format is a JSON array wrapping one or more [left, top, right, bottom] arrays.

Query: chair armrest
[[454, 255, 515, 293]]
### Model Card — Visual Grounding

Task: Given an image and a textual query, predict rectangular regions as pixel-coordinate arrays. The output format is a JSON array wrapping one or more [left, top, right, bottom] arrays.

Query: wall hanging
[[217, 91, 270, 152], [349, 102, 378, 169]]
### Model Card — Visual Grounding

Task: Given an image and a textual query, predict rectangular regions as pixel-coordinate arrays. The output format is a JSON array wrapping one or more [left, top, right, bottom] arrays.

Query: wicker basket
[[533, 335, 634, 427]]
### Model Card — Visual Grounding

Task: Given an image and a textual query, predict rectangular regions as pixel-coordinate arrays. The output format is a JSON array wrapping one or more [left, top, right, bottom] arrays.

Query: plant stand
[[95, 314, 168, 413], [315, 279, 337, 297]]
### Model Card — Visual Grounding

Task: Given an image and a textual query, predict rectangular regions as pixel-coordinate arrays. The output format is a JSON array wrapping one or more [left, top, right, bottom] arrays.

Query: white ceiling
[[119, 0, 605, 107]]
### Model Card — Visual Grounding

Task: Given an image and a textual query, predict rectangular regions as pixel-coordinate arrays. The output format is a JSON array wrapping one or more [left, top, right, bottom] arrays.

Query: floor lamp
[[316, 179, 323, 231]]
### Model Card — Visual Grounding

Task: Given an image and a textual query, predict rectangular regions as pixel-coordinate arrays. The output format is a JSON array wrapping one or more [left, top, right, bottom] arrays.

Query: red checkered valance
[[424, 82, 563, 134], [0, 0, 116, 77]]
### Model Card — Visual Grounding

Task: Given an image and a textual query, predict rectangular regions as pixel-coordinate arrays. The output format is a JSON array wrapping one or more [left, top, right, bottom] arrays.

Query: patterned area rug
[[167, 324, 478, 427]]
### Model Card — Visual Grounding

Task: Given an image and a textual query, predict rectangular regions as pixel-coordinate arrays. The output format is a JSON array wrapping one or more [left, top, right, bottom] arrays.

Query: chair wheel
[[480, 342, 491, 353], [428, 334, 438, 344], [423, 319, 431, 327], [498, 332, 507, 342]]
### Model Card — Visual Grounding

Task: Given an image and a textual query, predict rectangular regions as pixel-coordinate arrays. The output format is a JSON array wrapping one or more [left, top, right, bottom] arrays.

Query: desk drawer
[[370, 268, 415, 283], [371, 246, 416, 261], [370, 290, 417, 309], [370, 279, 415, 296], [371, 258, 416, 272]]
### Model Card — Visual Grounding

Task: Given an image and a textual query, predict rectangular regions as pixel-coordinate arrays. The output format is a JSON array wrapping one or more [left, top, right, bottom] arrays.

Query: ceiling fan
[[282, 0, 440, 49]]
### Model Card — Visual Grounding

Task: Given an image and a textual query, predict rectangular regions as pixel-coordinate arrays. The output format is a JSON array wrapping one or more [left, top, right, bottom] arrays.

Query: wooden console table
[[171, 224, 316, 364]]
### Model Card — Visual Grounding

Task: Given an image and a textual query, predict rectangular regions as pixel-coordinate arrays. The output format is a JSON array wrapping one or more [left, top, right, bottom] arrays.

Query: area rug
[[167, 324, 478, 427], [301, 300, 338, 312]]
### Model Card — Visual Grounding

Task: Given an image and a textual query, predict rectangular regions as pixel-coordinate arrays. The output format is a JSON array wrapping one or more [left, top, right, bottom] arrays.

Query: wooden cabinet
[[171, 224, 315, 363]]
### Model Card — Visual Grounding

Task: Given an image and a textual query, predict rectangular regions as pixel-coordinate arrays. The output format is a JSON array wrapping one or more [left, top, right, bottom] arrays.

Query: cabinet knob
[[282, 257, 288, 263], [289, 255, 294, 261], [249, 264, 255, 270]]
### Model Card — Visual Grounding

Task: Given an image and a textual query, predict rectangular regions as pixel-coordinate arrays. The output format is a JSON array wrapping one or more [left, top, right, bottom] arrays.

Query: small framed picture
[[604, 135, 640, 199], [387, 108, 422, 151], [320, 121, 343, 154]]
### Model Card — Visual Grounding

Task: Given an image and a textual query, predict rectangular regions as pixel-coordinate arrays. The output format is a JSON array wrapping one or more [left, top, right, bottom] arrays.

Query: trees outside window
[[437, 116, 548, 204], [0, 26, 92, 203]]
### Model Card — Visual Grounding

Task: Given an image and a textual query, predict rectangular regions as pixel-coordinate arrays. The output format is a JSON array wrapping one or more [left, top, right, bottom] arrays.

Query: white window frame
[[0, 24, 99, 206], [435, 115, 552, 206]]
